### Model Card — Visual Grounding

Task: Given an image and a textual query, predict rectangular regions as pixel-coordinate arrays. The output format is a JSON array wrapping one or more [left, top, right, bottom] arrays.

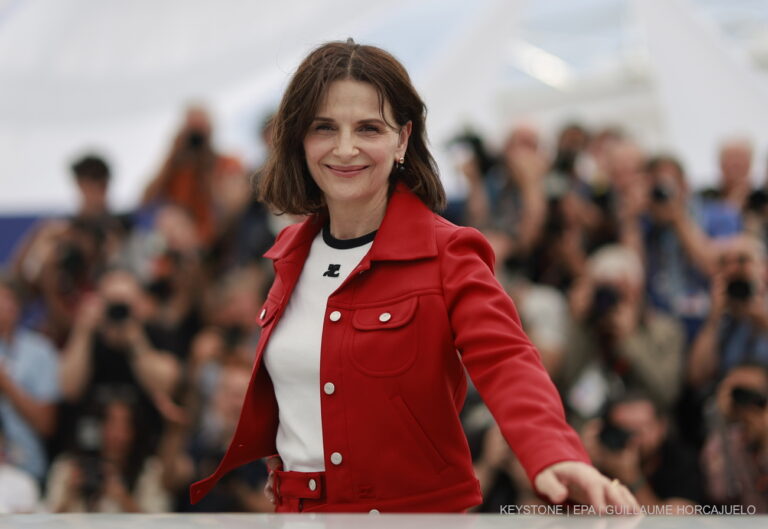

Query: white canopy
[[1, 0, 766, 213]]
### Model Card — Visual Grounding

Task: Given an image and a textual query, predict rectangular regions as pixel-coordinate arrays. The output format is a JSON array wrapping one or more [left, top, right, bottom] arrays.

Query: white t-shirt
[[263, 225, 375, 472]]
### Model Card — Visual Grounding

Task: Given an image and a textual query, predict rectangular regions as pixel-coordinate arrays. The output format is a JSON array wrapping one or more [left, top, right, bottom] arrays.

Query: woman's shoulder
[[430, 214, 495, 268]]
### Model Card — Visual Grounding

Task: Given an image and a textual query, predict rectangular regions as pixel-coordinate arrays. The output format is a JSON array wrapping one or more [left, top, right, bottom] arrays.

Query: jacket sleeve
[[440, 226, 590, 484]]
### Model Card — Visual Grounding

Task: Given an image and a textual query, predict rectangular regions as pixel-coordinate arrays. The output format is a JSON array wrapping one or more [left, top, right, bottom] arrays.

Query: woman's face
[[303, 79, 410, 213]]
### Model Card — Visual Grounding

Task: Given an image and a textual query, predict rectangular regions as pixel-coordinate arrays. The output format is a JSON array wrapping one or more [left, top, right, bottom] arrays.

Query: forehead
[[316, 79, 392, 120], [611, 400, 656, 424]]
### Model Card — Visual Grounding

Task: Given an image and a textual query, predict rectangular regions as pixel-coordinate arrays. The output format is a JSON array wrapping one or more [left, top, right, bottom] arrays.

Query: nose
[[333, 130, 358, 159]]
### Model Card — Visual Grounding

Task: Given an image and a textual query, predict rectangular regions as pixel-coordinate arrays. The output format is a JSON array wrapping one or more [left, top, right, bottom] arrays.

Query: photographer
[[701, 364, 768, 512], [10, 154, 125, 347], [465, 124, 548, 272], [159, 361, 270, 512], [559, 245, 684, 422], [620, 155, 715, 342], [141, 105, 245, 248], [0, 277, 59, 483], [583, 392, 703, 507], [58, 269, 180, 449], [687, 234, 768, 390], [46, 387, 169, 512]]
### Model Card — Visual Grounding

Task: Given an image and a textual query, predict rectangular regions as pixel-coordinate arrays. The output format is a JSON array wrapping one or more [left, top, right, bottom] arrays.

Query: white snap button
[[260, 308, 267, 319], [329, 310, 341, 322], [369, 509, 380, 514], [379, 312, 391, 322], [330, 452, 343, 465], [308, 478, 317, 491], [324, 382, 335, 395]]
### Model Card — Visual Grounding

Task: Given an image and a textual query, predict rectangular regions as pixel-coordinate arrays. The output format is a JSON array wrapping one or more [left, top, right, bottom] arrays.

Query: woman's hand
[[534, 461, 640, 514], [264, 455, 283, 506]]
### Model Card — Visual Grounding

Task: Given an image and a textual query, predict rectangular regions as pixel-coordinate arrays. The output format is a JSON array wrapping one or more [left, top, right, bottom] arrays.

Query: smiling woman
[[189, 39, 640, 514]]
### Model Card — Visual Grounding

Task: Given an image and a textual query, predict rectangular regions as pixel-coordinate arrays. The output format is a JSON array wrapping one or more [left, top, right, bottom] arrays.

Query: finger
[[535, 470, 569, 505], [605, 480, 627, 512], [266, 455, 283, 471], [619, 484, 641, 514], [264, 474, 275, 504], [583, 477, 608, 514]]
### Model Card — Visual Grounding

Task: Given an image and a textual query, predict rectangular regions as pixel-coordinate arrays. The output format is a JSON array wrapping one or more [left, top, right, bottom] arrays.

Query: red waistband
[[273, 469, 326, 503]]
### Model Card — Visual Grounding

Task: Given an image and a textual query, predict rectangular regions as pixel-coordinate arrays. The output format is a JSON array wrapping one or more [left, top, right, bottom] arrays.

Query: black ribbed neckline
[[322, 223, 377, 249]]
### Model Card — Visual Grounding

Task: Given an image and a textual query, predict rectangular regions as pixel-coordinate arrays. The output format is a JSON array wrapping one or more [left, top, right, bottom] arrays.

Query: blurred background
[[0, 0, 768, 515]]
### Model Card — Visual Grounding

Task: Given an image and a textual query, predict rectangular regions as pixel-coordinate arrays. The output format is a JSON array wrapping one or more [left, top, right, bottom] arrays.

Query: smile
[[326, 165, 369, 178]]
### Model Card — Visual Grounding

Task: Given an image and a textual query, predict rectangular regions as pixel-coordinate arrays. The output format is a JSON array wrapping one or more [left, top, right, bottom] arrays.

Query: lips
[[327, 164, 368, 178]]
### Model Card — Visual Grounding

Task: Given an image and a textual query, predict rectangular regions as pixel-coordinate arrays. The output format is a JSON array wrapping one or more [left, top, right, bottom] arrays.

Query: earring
[[396, 157, 405, 172]]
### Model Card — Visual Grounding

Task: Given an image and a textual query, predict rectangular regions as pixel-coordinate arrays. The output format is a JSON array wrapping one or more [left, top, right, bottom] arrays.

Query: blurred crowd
[[0, 105, 767, 513]]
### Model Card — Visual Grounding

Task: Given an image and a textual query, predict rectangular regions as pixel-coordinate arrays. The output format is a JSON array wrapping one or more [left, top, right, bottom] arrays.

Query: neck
[[0, 326, 12, 343], [326, 191, 388, 240]]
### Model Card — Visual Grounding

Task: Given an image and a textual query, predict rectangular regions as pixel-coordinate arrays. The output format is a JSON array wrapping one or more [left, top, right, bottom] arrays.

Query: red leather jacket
[[190, 182, 589, 512]]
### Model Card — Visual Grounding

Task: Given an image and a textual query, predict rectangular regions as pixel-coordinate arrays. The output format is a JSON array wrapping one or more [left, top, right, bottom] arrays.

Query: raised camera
[[726, 278, 753, 302], [105, 302, 131, 323]]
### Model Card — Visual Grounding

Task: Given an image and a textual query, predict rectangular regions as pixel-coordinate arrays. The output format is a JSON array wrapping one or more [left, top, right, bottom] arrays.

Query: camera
[[747, 189, 768, 212], [146, 277, 174, 303], [599, 420, 633, 452], [731, 386, 768, 409], [650, 184, 674, 203], [186, 130, 207, 150], [588, 285, 622, 323], [726, 278, 754, 302], [105, 302, 131, 323], [57, 243, 86, 277]]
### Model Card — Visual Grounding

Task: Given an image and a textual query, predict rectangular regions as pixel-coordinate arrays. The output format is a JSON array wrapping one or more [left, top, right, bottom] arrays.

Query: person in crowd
[[161, 360, 270, 512], [698, 137, 754, 238], [46, 387, 169, 513], [524, 123, 603, 292], [9, 154, 124, 346], [701, 363, 768, 512], [0, 417, 41, 513], [560, 245, 684, 421], [505, 279, 571, 378], [471, 421, 548, 512], [207, 114, 277, 274], [589, 139, 649, 251], [620, 154, 714, 341], [57, 268, 180, 450], [189, 39, 638, 513], [0, 277, 60, 483], [583, 392, 703, 507], [142, 105, 245, 247], [463, 123, 549, 273], [687, 234, 768, 390]]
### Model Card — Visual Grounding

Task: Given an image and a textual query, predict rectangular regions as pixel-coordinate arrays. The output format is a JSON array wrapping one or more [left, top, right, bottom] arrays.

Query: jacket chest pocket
[[349, 296, 419, 376]]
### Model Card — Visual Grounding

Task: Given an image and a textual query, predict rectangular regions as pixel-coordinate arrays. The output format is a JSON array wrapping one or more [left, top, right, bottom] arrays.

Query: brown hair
[[258, 39, 445, 214]]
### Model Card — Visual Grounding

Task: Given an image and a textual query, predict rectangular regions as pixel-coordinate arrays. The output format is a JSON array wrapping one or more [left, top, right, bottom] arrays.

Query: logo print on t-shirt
[[323, 264, 341, 278]]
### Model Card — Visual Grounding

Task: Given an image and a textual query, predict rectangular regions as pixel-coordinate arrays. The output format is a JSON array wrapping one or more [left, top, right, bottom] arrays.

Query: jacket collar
[[263, 181, 438, 263]]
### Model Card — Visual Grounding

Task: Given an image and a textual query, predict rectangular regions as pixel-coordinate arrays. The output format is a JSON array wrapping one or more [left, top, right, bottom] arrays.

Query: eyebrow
[[312, 117, 389, 127]]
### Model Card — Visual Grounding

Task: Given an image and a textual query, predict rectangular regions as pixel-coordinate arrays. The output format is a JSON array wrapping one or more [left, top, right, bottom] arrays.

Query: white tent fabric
[[634, 0, 768, 186], [0, 0, 482, 213], [1, 0, 767, 213]]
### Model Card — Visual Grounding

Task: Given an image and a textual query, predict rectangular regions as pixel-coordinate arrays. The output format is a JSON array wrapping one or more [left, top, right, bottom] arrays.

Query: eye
[[359, 124, 382, 134], [314, 123, 335, 132]]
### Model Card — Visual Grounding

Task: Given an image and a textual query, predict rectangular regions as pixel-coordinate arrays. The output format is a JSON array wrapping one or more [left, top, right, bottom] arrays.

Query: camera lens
[[726, 278, 753, 301], [105, 302, 131, 323]]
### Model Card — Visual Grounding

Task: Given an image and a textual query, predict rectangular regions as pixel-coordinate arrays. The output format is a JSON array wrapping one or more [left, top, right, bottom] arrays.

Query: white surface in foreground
[[0, 514, 766, 529]]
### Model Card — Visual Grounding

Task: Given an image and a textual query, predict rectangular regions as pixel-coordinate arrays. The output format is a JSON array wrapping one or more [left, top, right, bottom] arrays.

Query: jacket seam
[[328, 288, 441, 309]]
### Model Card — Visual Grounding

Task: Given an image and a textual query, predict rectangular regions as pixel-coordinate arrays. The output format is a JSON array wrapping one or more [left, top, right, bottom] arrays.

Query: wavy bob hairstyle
[[258, 39, 445, 214]]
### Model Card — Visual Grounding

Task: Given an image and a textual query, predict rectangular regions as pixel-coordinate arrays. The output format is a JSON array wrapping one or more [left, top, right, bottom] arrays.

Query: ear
[[396, 121, 412, 158]]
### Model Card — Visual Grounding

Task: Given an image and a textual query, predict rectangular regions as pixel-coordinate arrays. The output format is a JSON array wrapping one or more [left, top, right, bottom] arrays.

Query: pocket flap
[[352, 297, 418, 330]]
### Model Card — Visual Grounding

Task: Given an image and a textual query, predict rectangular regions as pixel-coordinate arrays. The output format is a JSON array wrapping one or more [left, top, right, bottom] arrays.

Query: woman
[[190, 40, 639, 513]]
